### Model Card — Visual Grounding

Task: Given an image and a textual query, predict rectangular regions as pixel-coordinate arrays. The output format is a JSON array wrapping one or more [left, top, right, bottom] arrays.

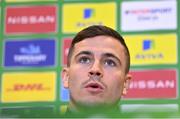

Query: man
[[62, 25, 131, 117]]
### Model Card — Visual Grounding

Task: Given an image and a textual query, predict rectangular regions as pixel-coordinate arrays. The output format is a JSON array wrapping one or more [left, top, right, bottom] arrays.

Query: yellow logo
[[124, 34, 177, 65], [62, 2, 116, 33], [1, 72, 56, 103]]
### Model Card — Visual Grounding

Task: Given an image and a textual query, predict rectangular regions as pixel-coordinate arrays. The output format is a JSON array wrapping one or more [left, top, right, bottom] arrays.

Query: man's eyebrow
[[74, 51, 92, 58], [102, 53, 122, 65]]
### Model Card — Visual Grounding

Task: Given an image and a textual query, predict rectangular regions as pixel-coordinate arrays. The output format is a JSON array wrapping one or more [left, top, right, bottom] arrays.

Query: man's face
[[63, 35, 131, 108]]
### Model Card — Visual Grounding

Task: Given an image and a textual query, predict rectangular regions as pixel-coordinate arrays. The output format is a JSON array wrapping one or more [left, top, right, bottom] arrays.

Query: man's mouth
[[84, 82, 104, 94]]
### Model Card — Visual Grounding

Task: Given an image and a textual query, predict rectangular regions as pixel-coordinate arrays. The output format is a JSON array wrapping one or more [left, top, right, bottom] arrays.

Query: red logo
[[124, 69, 177, 99], [5, 5, 57, 34], [62, 38, 72, 65]]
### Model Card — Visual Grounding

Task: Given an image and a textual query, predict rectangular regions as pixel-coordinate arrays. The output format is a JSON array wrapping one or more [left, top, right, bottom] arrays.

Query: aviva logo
[[125, 34, 177, 65], [143, 40, 155, 50], [84, 8, 95, 19]]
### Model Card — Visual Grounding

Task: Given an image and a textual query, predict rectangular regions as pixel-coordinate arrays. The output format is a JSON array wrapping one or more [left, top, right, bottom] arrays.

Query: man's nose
[[88, 61, 103, 78]]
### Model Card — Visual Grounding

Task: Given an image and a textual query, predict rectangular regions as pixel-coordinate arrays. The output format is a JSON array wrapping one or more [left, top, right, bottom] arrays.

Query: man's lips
[[84, 82, 105, 93]]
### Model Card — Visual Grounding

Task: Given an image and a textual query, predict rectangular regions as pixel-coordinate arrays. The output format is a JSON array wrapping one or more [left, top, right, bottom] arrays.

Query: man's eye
[[104, 59, 116, 67], [78, 57, 91, 64]]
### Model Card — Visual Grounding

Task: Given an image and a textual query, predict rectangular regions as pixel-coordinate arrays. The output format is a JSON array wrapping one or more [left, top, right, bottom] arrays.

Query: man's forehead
[[71, 35, 126, 58], [74, 50, 119, 57]]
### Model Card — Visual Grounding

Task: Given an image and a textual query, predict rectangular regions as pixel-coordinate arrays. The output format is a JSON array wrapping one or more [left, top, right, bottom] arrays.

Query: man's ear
[[122, 74, 132, 96], [62, 67, 69, 89]]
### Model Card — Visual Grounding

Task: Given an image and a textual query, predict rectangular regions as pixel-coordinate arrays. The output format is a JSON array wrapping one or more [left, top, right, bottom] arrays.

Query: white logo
[[121, 0, 177, 31]]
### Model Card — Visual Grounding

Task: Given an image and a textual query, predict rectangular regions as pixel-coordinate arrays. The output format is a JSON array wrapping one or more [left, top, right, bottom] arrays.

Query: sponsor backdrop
[[0, 0, 179, 118]]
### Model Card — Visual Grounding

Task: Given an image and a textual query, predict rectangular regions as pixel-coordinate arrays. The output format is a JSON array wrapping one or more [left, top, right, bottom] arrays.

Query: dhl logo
[[7, 83, 49, 91], [1, 72, 56, 102]]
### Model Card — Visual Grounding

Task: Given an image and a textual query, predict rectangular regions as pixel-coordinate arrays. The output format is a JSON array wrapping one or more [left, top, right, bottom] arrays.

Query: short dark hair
[[67, 25, 130, 73]]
